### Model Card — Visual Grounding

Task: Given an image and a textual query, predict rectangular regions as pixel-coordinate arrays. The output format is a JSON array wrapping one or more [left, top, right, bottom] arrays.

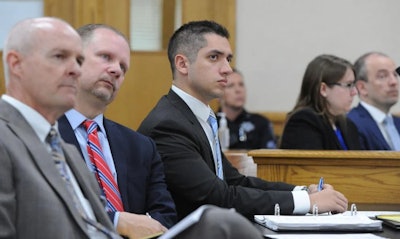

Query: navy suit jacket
[[58, 115, 177, 228], [138, 90, 296, 220], [348, 103, 400, 150]]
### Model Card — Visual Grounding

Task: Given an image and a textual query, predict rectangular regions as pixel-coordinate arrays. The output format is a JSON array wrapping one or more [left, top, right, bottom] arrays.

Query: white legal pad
[[254, 214, 382, 232]]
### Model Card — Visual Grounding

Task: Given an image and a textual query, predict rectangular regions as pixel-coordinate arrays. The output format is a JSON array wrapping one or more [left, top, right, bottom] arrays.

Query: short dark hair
[[76, 24, 129, 46], [167, 20, 230, 78]]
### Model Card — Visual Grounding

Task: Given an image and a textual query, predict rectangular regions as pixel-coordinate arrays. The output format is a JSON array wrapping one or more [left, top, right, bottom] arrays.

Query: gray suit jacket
[[0, 100, 113, 239]]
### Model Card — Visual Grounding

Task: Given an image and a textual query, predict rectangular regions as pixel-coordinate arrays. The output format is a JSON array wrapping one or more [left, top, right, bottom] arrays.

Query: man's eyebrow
[[376, 69, 390, 74], [208, 49, 223, 55], [208, 49, 233, 58]]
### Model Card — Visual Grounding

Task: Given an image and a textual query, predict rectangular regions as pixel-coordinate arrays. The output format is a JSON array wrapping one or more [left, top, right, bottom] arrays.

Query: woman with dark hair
[[280, 54, 361, 150]]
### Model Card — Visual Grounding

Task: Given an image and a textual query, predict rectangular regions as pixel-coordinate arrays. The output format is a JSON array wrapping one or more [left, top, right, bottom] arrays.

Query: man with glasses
[[348, 52, 400, 150]]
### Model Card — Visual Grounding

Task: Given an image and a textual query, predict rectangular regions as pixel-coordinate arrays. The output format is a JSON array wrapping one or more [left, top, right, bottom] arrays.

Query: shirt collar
[[360, 101, 388, 124], [2, 94, 52, 143], [171, 85, 212, 122], [65, 109, 106, 135]]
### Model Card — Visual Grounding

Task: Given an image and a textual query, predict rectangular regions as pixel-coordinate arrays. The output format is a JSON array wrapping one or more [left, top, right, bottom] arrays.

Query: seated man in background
[[218, 68, 276, 149], [348, 52, 400, 150]]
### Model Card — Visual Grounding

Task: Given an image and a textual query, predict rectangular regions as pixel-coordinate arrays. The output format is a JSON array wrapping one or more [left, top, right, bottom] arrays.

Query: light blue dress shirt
[[64, 108, 120, 226]]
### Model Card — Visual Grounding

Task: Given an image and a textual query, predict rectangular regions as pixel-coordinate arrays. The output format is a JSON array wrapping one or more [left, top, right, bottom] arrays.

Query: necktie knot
[[83, 120, 98, 134], [384, 116, 394, 125], [47, 127, 63, 155], [208, 113, 218, 137]]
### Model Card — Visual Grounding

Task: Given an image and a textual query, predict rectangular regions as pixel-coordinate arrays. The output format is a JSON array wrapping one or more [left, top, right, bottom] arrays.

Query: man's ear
[[355, 80, 366, 96], [6, 50, 23, 78], [320, 82, 328, 97], [175, 54, 189, 75]]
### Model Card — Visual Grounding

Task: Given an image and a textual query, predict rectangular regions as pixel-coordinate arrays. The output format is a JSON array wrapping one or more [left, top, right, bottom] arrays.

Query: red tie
[[83, 120, 124, 212]]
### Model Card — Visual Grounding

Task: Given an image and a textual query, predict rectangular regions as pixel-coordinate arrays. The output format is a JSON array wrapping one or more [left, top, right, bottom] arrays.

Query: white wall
[[236, 0, 400, 113], [0, 0, 43, 49]]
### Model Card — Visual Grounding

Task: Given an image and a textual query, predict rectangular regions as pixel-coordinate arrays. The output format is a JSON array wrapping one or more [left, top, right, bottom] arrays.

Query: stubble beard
[[92, 87, 114, 105]]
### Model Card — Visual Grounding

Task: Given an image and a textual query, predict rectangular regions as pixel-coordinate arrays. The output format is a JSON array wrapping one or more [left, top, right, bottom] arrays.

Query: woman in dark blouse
[[280, 54, 361, 150]]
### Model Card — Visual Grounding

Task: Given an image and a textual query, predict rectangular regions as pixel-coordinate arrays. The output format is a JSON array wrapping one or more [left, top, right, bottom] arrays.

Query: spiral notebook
[[254, 214, 382, 232]]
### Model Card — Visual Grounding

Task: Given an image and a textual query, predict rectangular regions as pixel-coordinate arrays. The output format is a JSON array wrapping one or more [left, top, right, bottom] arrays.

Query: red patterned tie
[[83, 120, 124, 212]]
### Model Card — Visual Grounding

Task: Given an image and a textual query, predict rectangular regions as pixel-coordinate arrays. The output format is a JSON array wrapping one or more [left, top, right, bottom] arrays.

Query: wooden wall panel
[[162, 1, 176, 49], [73, 0, 104, 27], [181, 0, 236, 58], [44, 0, 75, 24], [105, 51, 171, 129], [45, 0, 130, 36]]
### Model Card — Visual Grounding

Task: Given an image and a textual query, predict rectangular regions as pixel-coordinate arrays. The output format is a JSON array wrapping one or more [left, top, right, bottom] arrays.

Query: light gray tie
[[383, 116, 400, 151], [46, 127, 120, 239], [207, 111, 224, 179]]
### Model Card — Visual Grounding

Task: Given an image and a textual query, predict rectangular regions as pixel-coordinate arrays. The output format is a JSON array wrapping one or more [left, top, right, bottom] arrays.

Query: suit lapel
[[167, 90, 216, 167], [357, 104, 391, 149], [393, 116, 400, 134], [58, 115, 84, 158], [103, 119, 129, 209], [0, 101, 89, 235], [336, 119, 353, 149], [329, 121, 343, 149], [63, 142, 112, 229]]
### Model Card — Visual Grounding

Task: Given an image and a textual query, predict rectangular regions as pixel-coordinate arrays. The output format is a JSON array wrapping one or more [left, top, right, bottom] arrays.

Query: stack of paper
[[376, 214, 400, 230], [254, 214, 382, 232]]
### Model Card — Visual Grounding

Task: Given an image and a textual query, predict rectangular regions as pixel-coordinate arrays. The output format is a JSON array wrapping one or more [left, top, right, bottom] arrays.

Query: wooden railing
[[261, 112, 287, 139], [248, 149, 400, 205]]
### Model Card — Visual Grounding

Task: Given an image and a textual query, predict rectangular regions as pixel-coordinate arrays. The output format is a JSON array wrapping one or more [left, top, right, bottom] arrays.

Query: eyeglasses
[[329, 82, 356, 90]]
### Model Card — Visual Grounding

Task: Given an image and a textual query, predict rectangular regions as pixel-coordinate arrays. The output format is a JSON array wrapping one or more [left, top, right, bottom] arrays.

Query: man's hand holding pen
[[307, 177, 348, 214]]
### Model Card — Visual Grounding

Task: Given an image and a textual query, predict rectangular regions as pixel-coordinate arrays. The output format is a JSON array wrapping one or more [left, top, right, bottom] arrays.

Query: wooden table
[[248, 149, 400, 205]]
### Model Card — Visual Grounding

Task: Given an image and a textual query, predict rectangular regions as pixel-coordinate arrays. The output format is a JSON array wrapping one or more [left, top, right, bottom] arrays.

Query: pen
[[317, 177, 324, 191]]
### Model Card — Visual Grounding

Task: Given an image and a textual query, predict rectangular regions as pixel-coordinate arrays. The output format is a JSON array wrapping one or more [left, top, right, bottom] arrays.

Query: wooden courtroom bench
[[248, 149, 400, 206], [261, 111, 286, 139]]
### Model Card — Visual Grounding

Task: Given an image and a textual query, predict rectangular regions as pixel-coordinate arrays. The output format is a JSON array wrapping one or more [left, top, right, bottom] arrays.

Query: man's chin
[[60, 97, 76, 111], [93, 90, 114, 102]]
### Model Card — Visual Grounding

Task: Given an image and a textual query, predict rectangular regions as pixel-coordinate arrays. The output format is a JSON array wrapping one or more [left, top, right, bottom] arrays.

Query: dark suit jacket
[[0, 100, 113, 238], [347, 103, 400, 150], [58, 115, 177, 228], [138, 89, 296, 220], [280, 107, 361, 150]]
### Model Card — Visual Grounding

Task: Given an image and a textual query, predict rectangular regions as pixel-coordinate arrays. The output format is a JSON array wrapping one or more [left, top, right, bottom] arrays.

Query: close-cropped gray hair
[[77, 23, 129, 47], [2, 17, 69, 86], [353, 52, 389, 82]]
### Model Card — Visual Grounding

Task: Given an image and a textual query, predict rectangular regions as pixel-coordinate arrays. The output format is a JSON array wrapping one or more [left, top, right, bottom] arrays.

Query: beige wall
[[236, 0, 400, 114]]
